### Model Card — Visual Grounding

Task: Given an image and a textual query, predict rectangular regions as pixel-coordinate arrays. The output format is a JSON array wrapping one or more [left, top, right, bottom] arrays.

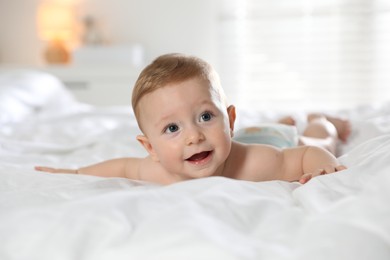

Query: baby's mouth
[[186, 151, 212, 162]]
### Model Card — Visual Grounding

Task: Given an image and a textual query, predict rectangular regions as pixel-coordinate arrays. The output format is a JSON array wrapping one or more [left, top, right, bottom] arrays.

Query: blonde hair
[[132, 53, 226, 126]]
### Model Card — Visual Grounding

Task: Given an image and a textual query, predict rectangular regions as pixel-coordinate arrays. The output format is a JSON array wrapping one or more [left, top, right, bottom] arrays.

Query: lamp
[[37, 3, 76, 64]]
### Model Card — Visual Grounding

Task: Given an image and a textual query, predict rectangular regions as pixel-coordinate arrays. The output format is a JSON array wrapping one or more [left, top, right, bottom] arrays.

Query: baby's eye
[[164, 124, 179, 133], [200, 111, 213, 122]]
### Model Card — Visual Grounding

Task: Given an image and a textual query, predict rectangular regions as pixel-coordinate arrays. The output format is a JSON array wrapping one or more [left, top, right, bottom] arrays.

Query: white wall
[[0, 0, 43, 65], [0, 0, 218, 66], [1, 0, 388, 110]]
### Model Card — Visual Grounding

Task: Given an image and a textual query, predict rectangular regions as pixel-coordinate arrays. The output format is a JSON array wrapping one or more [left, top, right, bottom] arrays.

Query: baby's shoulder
[[227, 142, 283, 181], [137, 156, 175, 184]]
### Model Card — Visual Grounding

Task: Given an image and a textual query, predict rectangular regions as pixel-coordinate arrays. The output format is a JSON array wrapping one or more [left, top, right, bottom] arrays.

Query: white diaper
[[234, 123, 299, 148]]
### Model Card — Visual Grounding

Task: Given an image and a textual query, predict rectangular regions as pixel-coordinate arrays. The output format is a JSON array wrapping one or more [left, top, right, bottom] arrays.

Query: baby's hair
[[131, 53, 226, 127]]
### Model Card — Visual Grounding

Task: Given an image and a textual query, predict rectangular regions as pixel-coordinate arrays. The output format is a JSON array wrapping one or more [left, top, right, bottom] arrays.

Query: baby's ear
[[227, 105, 236, 137], [136, 135, 159, 161]]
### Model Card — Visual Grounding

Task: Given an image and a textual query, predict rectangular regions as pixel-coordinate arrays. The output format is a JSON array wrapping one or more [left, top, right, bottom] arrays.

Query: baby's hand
[[35, 166, 78, 174], [299, 165, 347, 184]]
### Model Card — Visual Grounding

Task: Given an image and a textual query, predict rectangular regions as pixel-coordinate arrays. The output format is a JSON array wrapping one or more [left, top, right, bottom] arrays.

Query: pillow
[[0, 69, 76, 123]]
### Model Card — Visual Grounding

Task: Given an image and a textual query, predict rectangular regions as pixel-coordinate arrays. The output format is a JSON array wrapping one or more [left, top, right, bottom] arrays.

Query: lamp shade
[[37, 3, 75, 42]]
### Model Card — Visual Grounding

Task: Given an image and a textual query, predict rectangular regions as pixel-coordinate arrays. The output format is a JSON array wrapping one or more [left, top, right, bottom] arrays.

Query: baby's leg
[[307, 114, 351, 143], [299, 114, 351, 155], [278, 116, 296, 126]]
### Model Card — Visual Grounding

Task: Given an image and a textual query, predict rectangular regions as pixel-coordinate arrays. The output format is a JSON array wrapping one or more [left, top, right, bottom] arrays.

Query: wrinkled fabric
[[1, 71, 390, 260]]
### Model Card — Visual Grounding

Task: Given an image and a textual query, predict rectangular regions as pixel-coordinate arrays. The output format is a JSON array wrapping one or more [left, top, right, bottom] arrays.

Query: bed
[[1, 70, 390, 260]]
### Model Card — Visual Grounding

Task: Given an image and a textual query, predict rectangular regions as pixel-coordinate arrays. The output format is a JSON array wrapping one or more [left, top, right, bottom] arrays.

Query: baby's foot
[[308, 114, 351, 142], [278, 116, 296, 126]]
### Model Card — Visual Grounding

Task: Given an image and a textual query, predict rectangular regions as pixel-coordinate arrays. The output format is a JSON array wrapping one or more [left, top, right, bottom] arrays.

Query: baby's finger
[[312, 168, 326, 176], [34, 166, 54, 172], [323, 165, 338, 174], [336, 165, 347, 171], [299, 173, 313, 184], [35, 166, 65, 174]]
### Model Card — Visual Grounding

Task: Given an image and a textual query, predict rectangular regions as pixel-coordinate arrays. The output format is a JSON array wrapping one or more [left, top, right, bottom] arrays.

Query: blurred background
[[0, 0, 389, 111]]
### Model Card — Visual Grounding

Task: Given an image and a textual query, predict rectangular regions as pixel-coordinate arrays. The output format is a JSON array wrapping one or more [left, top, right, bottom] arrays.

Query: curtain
[[216, 0, 390, 111]]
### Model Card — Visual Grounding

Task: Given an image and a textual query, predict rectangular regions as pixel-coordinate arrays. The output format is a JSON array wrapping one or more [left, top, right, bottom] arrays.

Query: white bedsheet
[[1, 71, 390, 260]]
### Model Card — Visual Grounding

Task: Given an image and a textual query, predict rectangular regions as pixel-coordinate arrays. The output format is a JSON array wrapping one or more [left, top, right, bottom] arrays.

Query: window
[[217, 0, 390, 111]]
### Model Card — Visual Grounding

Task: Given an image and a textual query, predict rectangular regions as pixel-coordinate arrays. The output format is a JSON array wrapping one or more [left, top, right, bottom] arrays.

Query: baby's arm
[[35, 157, 142, 179], [281, 146, 346, 184]]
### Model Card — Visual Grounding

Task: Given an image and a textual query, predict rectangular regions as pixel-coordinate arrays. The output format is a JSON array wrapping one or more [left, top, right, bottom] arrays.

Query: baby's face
[[137, 77, 234, 180]]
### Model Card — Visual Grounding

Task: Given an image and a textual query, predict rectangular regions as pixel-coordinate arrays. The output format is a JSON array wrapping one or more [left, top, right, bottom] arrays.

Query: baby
[[36, 53, 349, 184]]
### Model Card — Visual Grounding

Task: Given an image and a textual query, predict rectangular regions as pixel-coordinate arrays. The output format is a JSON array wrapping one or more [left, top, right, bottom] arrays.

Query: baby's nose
[[185, 126, 205, 145]]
